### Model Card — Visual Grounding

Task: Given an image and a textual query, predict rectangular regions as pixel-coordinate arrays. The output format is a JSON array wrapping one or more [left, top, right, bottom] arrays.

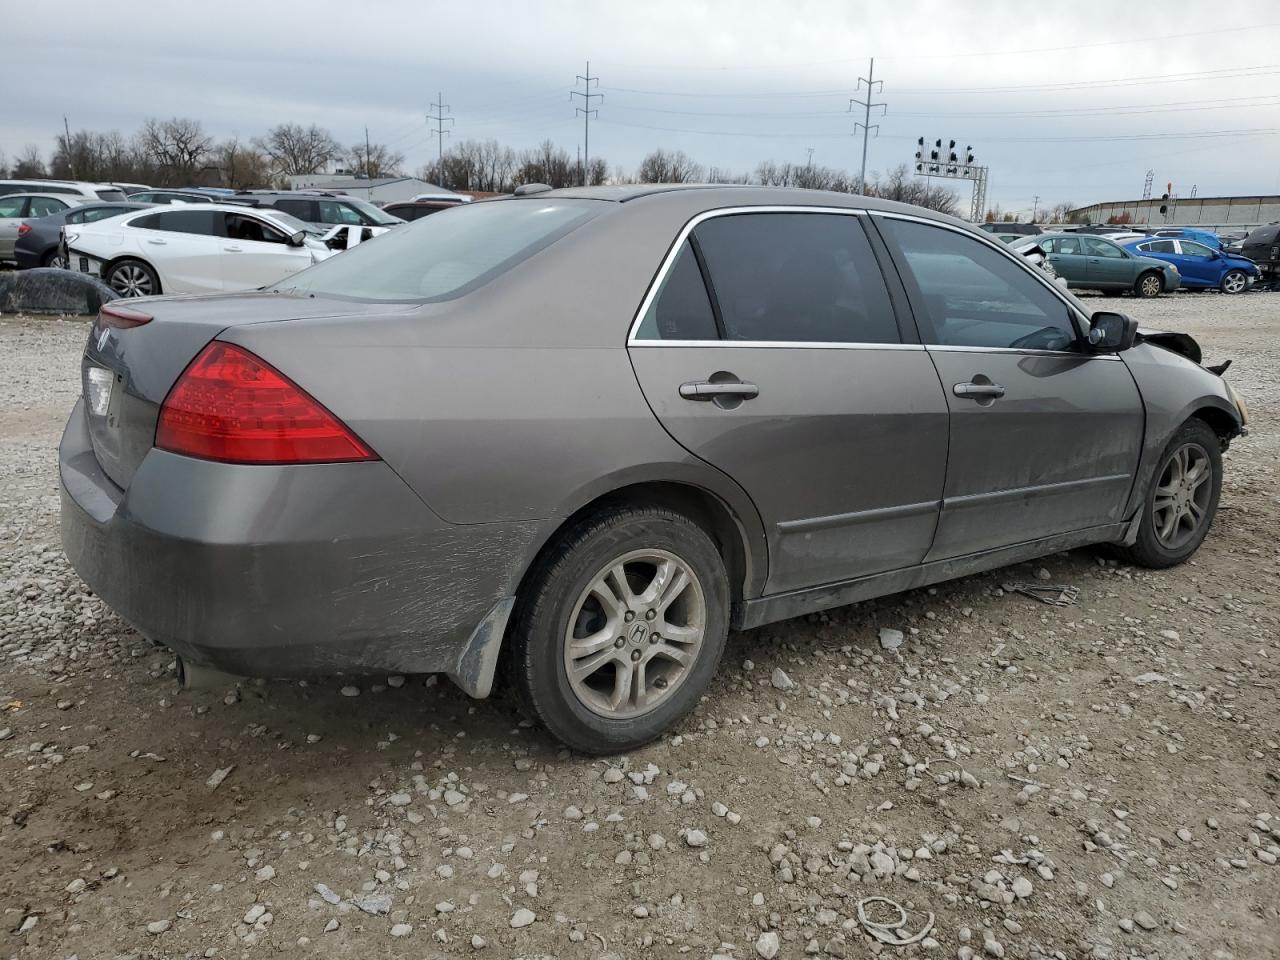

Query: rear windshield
[[95, 188, 127, 202], [278, 199, 599, 302]]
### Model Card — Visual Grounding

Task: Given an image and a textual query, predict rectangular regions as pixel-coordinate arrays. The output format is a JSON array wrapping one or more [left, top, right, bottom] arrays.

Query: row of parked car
[[980, 221, 1272, 297], [0, 178, 469, 297]]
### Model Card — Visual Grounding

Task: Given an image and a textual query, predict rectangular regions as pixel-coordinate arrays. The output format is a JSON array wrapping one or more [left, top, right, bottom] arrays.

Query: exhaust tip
[[176, 657, 242, 691]]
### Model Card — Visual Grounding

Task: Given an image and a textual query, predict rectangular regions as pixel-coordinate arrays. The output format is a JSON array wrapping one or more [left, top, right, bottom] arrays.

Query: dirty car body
[[60, 185, 1245, 749]]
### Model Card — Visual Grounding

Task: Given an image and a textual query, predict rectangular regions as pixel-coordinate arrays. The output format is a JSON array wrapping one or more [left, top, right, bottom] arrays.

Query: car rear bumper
[[59, 400, 541, 695]]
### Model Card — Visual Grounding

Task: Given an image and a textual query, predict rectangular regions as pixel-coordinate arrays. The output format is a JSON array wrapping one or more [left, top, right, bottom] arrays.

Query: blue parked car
[[1143, 227, 1223, 250], [1122, 236, 1260, 294]]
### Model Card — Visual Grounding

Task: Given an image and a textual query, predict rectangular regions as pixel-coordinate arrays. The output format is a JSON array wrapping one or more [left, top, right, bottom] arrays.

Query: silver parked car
[[60, 185, 1247, 753]]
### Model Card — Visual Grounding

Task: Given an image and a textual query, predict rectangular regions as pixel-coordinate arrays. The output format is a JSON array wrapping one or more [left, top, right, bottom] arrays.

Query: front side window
[[880, 217, 1078, 352], [225, 213, 287, 244], [272, 199, 315, 221], [635, 241, 718, 341], [29, 197, 68, 217], [282, 199, 598, 302], [1084, 237, 1125, 259], [95, 188, 127, 202], [319, 200, 364, 225], [691, 212, 898, 343], [1179, 240, 1214, 257]]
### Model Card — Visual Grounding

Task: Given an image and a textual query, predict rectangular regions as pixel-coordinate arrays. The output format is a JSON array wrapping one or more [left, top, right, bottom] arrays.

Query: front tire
[[1134, 271, 1163, 298], [505, 506, 729, 754], [105, 258, 160, 298], [1220, 269, 1248, 295], [1121, 419, 1222, 569]]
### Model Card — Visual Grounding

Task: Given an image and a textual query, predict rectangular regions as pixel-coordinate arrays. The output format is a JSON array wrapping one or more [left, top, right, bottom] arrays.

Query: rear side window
[[29, 197, 69, 217], [273, 198, 316, 221], [880, 217, 1078, 352], [0, 197, 25, 217], [1143, 240, 1177, 253], [283, 200, 599, 302], [691, 212, 898, 343], [95, 188, 127, 201], [635, 242, 718, 340], [81, 207, 128, 223], [134, 210, 220, 235]]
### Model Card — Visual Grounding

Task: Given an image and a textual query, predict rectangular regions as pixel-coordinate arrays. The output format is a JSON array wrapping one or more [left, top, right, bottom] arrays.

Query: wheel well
[[523, 482, 752, 607], [1190, 406, 1239, 447]]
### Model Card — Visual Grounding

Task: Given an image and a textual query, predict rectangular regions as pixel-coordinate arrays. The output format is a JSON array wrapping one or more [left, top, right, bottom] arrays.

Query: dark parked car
[[60, 185, 1246, 753], [979, 222, 1039, 236], [382, 200, 460, 221], [1240, 222, 1280, 284], [14, 201, 153, 269], [233, 192, 404, 231], [1036, 232, 1181, 297]]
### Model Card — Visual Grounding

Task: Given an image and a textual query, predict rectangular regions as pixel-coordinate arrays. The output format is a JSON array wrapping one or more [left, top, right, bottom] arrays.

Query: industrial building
[[1069, 194, 1279, 232]]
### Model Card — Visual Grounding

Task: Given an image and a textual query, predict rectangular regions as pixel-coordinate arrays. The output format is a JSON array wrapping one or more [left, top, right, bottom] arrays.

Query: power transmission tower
[[1142, 168, 1154, 201], [63, 115, 75, 179], [426, 93, 454, 184], [571, 61, 602, 186], [848, 58, 886, 195], [1031, 194, 1040, 222]]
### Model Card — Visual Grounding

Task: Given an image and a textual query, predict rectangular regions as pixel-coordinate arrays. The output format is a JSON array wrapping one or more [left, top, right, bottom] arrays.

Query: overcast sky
[[6, 0, 1278, 214]]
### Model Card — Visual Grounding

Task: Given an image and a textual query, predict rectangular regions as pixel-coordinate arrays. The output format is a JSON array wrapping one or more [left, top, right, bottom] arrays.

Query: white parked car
[[0, 193, 90, 261], [65, 204, 337, 297], [0, 179, 128, 201]]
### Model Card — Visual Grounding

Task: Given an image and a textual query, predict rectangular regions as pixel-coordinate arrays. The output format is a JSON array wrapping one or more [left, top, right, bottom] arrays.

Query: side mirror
[[1087, 311, 1138, 353], [288, 230, 306, 247]]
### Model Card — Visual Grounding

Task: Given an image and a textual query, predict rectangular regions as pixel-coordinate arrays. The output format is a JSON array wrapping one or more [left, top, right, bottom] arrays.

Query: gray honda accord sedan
[[60, 185, 1247, 753]]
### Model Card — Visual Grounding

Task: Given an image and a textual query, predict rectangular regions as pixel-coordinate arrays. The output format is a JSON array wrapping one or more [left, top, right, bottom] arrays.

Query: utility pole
[[1031, 194, 1040, 223], [848, 58, 886, 195], [571, 61, 602, 186], [427, 93, 454, 185], [63, 115, 75, 179], [364, 126, 371, 177], [806, 147, 814, 169]]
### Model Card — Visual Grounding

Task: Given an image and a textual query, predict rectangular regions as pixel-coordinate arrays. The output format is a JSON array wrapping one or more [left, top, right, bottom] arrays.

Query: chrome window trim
[[926, 344, 1121, 361], [869, 209, 1101, 358], [626, 204, 881, 346], [629, 339, 925, 351]]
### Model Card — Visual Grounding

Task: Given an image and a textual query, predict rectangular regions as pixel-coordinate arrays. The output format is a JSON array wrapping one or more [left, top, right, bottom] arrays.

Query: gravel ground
[[1, 292, 1277, 960]]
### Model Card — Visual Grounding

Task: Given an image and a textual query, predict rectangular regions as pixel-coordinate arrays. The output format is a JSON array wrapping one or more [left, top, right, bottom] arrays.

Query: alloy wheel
[[1222, 271, 1247, 295], [109, 264, 153, 297], [1140, 274, 1161, 297], [47, 254, 68, 270], [563, 549, 706, 720], [1152, 442, 1213, 549]]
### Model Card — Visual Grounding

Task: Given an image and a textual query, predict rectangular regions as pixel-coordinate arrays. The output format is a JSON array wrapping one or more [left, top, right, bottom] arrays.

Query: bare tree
[[0, 147, 8, 178], [254, 123, 343, 178], [139, 117, 213, 184], [586, 156, 608, 186], [637, 149, 703, 183], [706, 165, 748, 184], [216, 138, 273, 190], [514, 140, 576, 188], [13, 144, 46, 178], [347, 141, 405, 179], [1044, 200, 1077, 224], [420, 139, 519, 192], [867, 164, 961, 216]]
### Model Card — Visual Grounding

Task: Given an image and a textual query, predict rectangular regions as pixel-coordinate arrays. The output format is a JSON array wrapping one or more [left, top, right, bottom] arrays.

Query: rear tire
[[105, 258, 160, 298], [42, 249, 68, 270], [1220, 269, 1248, 295], [1120, 419, 1222, 569], [1134, 271, 1163, 298], [504, 505, 729, 754]]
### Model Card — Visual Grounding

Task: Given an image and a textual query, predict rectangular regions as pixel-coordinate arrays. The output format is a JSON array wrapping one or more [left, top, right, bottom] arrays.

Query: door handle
[[146, 238, 166, 245], [679, 380, 759, 401], [953, 381, 1005, 400], [224, 245, 243, 252]]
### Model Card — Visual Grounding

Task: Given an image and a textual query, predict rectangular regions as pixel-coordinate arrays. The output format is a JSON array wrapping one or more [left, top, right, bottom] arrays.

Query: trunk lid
[[81, 291, 399, 489]]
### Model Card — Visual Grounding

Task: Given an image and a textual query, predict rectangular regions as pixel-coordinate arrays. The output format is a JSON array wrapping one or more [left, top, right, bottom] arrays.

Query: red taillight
[[17, 223, 31, 235], [156, 341, 377, 465], [98, 304, 153, 329]]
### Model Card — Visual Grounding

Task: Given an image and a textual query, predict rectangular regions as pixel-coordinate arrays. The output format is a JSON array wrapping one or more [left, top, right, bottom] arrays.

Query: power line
[[571, 60, 602, 186], [848, 58, 886, 193], [600, 63, 1280, 100], [426, 93, 454, 178]]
